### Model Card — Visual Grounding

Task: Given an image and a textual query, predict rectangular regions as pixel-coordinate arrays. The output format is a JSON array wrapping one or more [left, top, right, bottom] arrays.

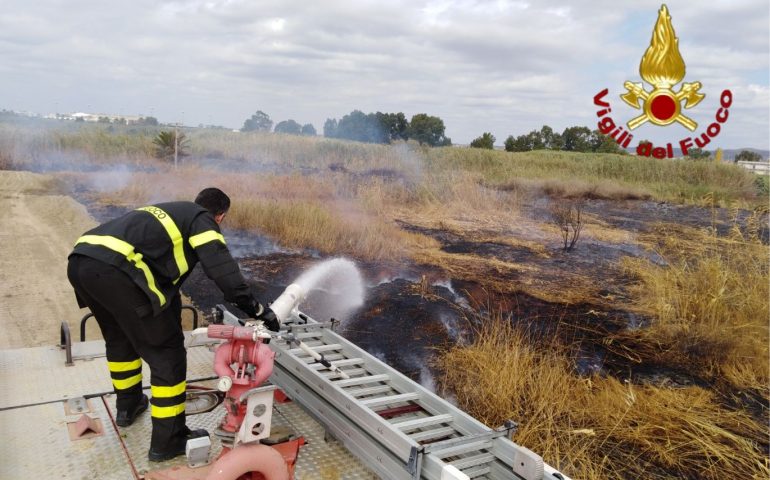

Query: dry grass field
[[1, 119, 767, 478]]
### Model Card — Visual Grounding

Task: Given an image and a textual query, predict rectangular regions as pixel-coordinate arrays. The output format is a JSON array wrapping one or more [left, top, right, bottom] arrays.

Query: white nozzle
[[185, 327, 211, 348], [269, 283, 305, 322]]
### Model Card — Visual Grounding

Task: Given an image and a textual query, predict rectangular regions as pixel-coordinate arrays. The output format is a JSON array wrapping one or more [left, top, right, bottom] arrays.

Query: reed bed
[[1, 120, 762, 206], [616, 215, 770, 392], [437, 316, 769, 479]]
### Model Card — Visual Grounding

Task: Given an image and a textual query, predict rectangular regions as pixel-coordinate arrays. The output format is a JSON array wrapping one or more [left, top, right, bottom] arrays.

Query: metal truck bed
[[0, 340, 375, 479]]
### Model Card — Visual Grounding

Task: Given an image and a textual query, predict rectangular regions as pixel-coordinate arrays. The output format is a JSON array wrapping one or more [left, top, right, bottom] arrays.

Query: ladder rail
[[270, 312, 569, 480]]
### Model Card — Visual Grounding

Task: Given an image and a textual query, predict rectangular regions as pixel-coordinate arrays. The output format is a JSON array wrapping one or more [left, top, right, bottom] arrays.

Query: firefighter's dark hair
[[195, 188, 230, 216]]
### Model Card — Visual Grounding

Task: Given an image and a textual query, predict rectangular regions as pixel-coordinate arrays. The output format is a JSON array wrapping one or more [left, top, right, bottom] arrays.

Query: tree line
[[241, 110, 765, 161], [470, 125, 627, 154], [241, 111, 316, 136], [242, 109, 451, 147]]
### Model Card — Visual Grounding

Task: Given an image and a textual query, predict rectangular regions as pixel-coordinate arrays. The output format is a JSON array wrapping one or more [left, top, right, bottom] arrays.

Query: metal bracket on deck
[[407, 445, 424, 479], [64, 397, 91, 415], [59, 321, 73, 366]]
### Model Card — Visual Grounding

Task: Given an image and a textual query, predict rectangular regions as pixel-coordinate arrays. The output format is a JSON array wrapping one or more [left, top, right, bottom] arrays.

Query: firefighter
[[67, 187, 279, 462]]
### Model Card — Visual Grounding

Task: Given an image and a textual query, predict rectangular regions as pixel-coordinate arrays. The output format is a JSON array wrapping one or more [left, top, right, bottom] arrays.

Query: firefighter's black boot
[[116, 394, 149, 427]]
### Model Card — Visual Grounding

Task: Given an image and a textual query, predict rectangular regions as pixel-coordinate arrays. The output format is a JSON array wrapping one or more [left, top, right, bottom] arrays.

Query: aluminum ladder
[[253, 309, 570, 480]]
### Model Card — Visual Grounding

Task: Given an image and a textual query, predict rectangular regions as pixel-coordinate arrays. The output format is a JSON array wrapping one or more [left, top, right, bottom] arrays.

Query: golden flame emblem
[[621, 5, 704, 130]]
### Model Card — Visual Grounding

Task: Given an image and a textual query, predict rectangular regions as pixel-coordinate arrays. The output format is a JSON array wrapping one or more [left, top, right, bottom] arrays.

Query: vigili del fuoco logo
[[593, 4, 732, 158]]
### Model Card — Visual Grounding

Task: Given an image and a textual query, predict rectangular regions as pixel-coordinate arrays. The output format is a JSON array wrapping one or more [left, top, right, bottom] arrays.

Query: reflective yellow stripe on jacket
[[136, 206, 188, 284], [189, 230, 226, 248], [75, 235, 166, 306]]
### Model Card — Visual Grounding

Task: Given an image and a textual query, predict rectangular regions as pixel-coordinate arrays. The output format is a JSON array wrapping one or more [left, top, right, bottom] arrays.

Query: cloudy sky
[[2, 0, 768, 149]]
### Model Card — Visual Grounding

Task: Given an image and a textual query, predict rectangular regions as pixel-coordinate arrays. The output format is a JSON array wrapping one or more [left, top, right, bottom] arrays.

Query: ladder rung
[[431, 439, 493, 459], [308, 358, 364, 369], [303, 353, 344, 363], [323, 368, 367, 378], [360, 392, 420, 408], [294, 332, 322, 340], [408, 426, 455, 443], [334, 374, 389, 388], [289, 343, 342, 355], [449, 453, 496, 470], [346, 385, 394, 397], [393, 413, 454, 431], [463, 465, 491, 478]]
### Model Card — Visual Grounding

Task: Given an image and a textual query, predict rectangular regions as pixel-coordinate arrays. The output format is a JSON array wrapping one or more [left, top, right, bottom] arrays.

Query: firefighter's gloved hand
[[236, 297, 263, 319], [257, 307, 280, 332]]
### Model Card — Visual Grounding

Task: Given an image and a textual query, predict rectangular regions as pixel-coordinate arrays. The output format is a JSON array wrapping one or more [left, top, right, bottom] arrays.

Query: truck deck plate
[[1, 342, 376, 479]]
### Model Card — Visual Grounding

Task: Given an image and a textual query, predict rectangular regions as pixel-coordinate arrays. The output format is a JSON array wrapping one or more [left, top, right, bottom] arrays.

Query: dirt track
[[0, 171, 102, 347]]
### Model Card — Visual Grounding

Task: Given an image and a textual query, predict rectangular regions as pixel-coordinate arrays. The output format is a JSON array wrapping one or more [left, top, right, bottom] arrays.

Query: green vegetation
[[735, 150, 763, 162], [322, 110, 444, 145], [241, 110, 273, 132], [153, 130, 189, 160], [1, 120, 762, 207], [504, 124, 625, 154], [469, 132, 495, 149]]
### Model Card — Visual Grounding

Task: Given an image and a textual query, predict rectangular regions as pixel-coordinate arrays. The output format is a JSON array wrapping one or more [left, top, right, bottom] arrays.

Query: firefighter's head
[[195, 188, 230, 224]]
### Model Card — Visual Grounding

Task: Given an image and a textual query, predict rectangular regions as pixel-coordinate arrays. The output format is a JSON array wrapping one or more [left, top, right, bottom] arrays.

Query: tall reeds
[[437, 315, 769, 479]]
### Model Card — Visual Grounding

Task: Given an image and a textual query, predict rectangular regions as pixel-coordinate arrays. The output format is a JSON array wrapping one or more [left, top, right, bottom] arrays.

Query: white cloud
[[0, 0, 767, 149]]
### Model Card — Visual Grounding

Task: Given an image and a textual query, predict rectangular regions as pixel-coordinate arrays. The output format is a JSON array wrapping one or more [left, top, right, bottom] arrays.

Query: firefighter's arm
[[188, 215, 262, 317]]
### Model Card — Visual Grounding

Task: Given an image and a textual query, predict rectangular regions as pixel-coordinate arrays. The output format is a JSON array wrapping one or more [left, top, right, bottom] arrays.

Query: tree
[[323, 118, 338, 138], [504, 134, 531, 152], [376, 112, 409, 142], [687, 147, 711, 160], [241, 110, 272, 132], [335, 110, 381, 143], [408, 113, 450, 146], [540, 125, 563, 150], [97, 116, 111, 123], [526, 130, 545, 150], [470, 132, 495, 149], [324, 111, 410, 144], [136, 116, 158, 126], [735, 150, 762, 162], [550, 199, 585, 251], [589, 130, 625, 154], [562, 126, 592, 152], [301, 123, 316, 136], [153, 130, 189, 160], [274, 119, 302, 135]]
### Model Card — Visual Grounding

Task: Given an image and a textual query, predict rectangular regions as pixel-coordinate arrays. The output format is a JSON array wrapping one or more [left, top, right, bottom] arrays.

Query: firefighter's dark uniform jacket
[[68, 200, 261, 454], [70, 201, 257, 316]]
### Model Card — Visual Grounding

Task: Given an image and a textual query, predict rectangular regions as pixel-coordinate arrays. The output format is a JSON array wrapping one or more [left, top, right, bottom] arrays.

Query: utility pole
[[174, 124, 178, 170]]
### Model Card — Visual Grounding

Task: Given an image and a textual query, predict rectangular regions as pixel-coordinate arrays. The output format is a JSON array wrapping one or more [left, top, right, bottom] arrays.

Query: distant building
[[44, 112, 144, 124]]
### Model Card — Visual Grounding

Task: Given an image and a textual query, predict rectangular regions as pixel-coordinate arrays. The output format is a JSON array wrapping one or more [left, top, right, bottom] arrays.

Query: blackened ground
[[181, 253, 466, 387], [76, 194, 766, 391]]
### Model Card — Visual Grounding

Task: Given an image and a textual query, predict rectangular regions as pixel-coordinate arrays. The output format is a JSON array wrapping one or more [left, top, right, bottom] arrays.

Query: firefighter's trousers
[[67, 255, 188, 451]]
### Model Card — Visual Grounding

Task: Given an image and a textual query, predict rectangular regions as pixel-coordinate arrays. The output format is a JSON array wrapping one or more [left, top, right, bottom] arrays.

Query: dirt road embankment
[[0, 170, 101, 348]]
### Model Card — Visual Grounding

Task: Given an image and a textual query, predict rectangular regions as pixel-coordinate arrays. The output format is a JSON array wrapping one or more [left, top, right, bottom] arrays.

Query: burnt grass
[[74, 191, 767, 417], [180, 200, 714, 389]]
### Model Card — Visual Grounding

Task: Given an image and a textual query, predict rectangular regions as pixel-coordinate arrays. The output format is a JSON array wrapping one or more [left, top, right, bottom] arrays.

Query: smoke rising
[[223, 228, 294, 258], [88, 164, 134, 192]]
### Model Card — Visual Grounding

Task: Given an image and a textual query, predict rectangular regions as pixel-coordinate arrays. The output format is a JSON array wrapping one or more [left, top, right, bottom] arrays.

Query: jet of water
[[292, 258, 365, 323]]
